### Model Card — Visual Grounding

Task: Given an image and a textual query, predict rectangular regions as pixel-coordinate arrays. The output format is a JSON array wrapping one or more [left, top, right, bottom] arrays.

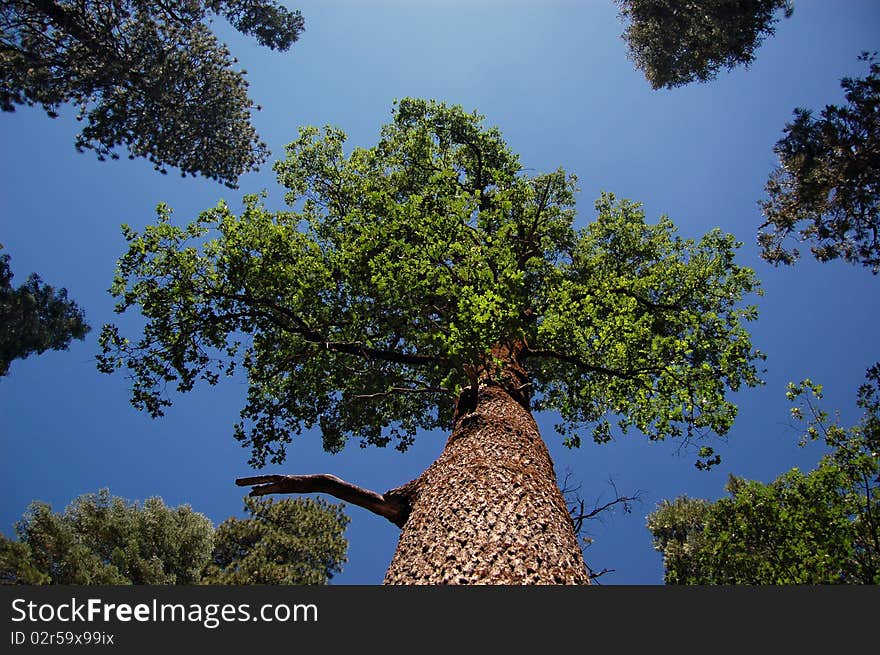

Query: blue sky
[[1, 0, 878, 584]]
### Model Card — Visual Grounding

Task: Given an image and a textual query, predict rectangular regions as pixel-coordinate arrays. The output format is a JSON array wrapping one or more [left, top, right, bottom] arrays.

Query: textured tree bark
[[383, 382, 590, 585], [237, 342, 591, 584]]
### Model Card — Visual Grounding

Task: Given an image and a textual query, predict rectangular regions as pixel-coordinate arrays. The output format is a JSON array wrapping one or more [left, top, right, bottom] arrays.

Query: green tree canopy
[[647, 368, 880, 584], [0, 489, 214, 584], [0, 489, 349, 585], [1, 1, 304, 187], [99, 98, 764, 471], [0, 538, 49, 585], [0, 246, 90, 377], [204, 496, 349, 585], [616, 0, 793, 89], [759, 53, 880, 273]]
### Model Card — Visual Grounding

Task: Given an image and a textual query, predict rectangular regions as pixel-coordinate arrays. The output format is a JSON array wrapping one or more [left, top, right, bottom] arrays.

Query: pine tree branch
[[236, 473, 412, 527]]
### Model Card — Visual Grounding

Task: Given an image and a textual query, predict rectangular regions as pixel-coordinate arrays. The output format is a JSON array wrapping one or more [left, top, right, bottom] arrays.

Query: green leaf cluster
[[616, 0, 793, 89], [1, 1, 304, 187], [203, 496, 349, 585], [0, 489, 349, 585], [648, 370, 880, 584], [99, 98, 763, 468], [532, 194, 763, 464], [759, 53, 880, 273], [1, 489, 214, 584], [0, 246, 90, 377]]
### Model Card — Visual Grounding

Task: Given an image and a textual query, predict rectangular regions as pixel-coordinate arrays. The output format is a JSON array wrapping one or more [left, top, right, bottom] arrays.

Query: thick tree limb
[[216, 290, 445, 367], [521, 346, 650, 380], [236, 473, 411, 527]]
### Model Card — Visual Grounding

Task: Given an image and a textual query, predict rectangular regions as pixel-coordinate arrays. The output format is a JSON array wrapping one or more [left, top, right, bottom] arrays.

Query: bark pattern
[[383, 385, 589, 584]]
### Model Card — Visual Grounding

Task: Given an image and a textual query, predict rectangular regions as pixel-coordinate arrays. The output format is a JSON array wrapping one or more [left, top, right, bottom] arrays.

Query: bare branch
[[559, 469, 582, 498], [571, 492, 642, 525], [562, 473, 644, 537], [352, 385, 449, 401], [561, 473, 644, 584], [587, 567, 615, 583], [236, 473, 412, 527]]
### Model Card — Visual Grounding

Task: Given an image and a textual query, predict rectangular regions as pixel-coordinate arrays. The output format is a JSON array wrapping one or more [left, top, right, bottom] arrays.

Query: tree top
[[99, 98, 764, 468]]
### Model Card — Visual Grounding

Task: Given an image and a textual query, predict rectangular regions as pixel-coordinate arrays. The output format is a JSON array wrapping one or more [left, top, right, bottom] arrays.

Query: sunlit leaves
[[101, 98, 762, 469], [616, 0, 793, 89], [0, 489, 214, 585], [0, 1, 304, 187], [530, 194, 763, 467], [648, 373, 880, 584], [648, 469, 859, 584], [0, 489, 349, 585], [759, 54, 880, 273]]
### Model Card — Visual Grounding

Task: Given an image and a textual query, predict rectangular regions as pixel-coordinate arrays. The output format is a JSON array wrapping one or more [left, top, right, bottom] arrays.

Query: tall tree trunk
[[237, 343, 592, 584], [383, 382, 590, 584]]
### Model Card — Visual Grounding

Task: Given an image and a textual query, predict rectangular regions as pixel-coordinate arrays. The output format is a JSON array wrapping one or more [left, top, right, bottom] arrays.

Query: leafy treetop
[[1, 1, 304, 187], [1, 488, 214, 585], [99, 98, 764, 469], [648, 367, 880, 584], [759, 53, 880, 274], [616, 0, 793, 89], [0, 246, 90, 377], [203, 496, 348, 585], [0, 489, 349, 585]]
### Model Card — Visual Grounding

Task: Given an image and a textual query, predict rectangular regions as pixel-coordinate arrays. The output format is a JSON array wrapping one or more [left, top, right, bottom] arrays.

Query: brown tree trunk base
[[383, 384, 590, 585]]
